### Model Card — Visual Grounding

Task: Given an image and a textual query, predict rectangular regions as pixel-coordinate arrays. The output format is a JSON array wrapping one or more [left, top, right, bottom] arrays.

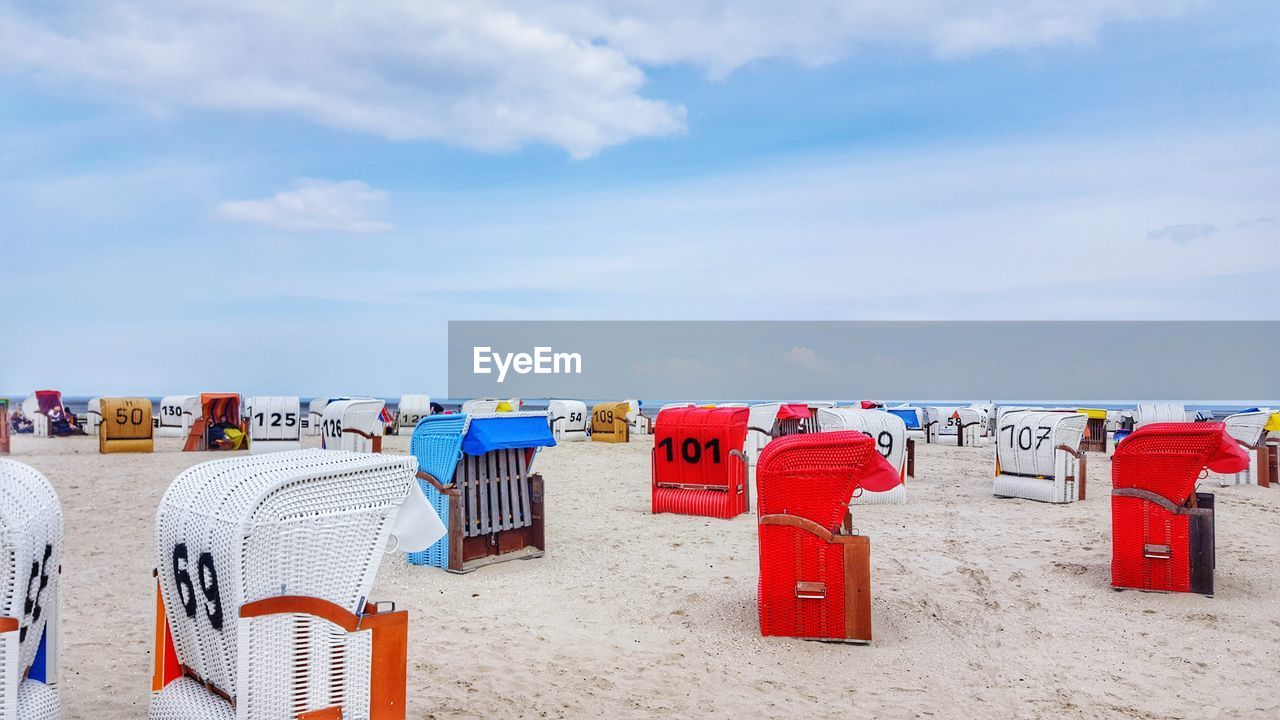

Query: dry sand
[[6, 432, 1278, 719]]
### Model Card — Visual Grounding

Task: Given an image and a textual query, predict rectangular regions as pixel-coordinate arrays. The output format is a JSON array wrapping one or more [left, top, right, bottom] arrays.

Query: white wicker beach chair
[[460, 399, 500, 415], [816, 408, 912, 504], [244, 396, 302, 455], [320, 399, 384, 453], [1, 459, 63, 720], [1214, 410, 1273, 486], [923, 406, 960, 443], [305, 398, 330, 437], [150, 449, 436, 720], [84, 397, 102, 436], [395, 395, 432, 436], [993, 410, 1088, 503], [155, 396, 199, 438], [1135, 402, 1188, 428], [743, 402, 831, 466], [744, 403, 781, 466], [968, 403, 995, 435], [547, 400, 588, 442]]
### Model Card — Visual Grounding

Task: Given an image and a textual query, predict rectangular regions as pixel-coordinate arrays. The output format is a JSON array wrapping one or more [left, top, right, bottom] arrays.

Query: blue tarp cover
[[886, 408, 921, 429], [463, 415, 557, 455]]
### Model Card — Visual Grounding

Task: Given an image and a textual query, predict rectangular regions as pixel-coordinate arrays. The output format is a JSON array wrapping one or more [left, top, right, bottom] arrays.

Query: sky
[[1, 1, 1277, 398]]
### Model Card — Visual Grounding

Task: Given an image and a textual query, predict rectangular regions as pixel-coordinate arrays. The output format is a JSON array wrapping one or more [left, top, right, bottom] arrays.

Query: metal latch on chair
[[795, 581, 827, 599], [1143, 544, 1172, 559]]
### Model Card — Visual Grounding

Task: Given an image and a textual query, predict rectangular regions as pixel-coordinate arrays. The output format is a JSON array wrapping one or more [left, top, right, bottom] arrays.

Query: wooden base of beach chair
[[446, 470, 545, 573], [1260, 441, 1278, 488]]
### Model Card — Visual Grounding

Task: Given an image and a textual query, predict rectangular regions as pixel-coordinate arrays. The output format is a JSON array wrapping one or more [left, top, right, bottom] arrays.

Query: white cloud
[[0, 1, 1198, 156], [216, 179, 394, 233], [1146, 223, 1216, 244], [783, 347, 834, 375]]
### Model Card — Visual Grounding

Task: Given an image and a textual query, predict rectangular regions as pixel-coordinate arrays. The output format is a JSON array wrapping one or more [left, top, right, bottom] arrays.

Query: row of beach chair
[[3, 407, 557, 719]]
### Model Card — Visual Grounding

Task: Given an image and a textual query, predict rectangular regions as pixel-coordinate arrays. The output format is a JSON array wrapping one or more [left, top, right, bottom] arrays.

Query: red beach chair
[[651, 406, 750, 518], [756, 431, 901, 643], [1111, 422, 1248, 595]]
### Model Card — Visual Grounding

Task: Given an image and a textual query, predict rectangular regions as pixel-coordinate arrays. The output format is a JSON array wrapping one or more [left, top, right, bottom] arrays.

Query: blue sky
[[1, 1, 1276, 397]]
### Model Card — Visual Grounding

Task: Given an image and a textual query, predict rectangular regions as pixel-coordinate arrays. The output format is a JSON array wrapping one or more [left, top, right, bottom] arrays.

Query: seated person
[[47, 405, 76, 436], [208, 422, 246, 450], [10, 408, 34, 434], [65, 407, 86, 434]]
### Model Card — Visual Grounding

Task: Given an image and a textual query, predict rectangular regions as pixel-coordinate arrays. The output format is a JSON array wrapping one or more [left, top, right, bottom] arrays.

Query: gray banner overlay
[[448, 321, 1279, 402]]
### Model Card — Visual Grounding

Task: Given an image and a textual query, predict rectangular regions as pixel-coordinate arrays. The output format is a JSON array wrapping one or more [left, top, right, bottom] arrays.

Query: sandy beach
[[6, 433, 1278, 719]]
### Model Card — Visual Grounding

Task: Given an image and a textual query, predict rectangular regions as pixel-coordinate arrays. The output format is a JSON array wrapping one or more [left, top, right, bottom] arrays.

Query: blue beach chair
[[407, 412, 556, 573]]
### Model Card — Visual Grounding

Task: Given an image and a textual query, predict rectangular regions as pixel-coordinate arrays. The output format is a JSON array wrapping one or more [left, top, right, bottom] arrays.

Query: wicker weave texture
[[756, 432, 880, 640], [406, 415, 467, 568], [245, 396, 302, 455], [757, 432, 877, 527], [0, 459, 63, 700], [319, 399, 384, 452], [1110, 423, 1232, 592], [758, 525, 847, 638], [149, 677, 234, 720], [15, 678, 60, 720], [154, 450, 415, 702], [651, 407, 749, 518], [993, 411, 1085, 503], [816, 409, 908, 505], [99, 397, 155, 454]]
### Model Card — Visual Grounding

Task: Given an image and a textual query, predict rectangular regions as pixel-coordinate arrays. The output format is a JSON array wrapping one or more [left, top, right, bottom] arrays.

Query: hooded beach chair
[[922, 406, 963, 444], [1135, 402, 1188, 428], [243, 396, 302, 455], [150, 449, 442, 720], [885, 406, 924, 431], [154, 396, 198, 438], [743, 403, 829, 466], [622, 400, 649, 438], [650, 407, 750, 519], [394, 395, 432, 436], [589, 402, 631, 443], [319, 399, 384, 453], [1212, 410, 1274, 487], [1077, 408, 1109, 452], [182, 394, 246, 452], [1, 459, 63, 719], [98, 398, 155, 454], [816, 408, 913, 505], [547, 400, 588, 442], [305, 398, 331, 436], [83, 397, 102, 436], [20, 392, 66, 439], [1111, 423, 1249, 595], [952, 408, 986, 447], [755, 432, 901, 644], [406, 412, 555, 573], [993, 410, 1088, 503], [460, 399, 501, 415]]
